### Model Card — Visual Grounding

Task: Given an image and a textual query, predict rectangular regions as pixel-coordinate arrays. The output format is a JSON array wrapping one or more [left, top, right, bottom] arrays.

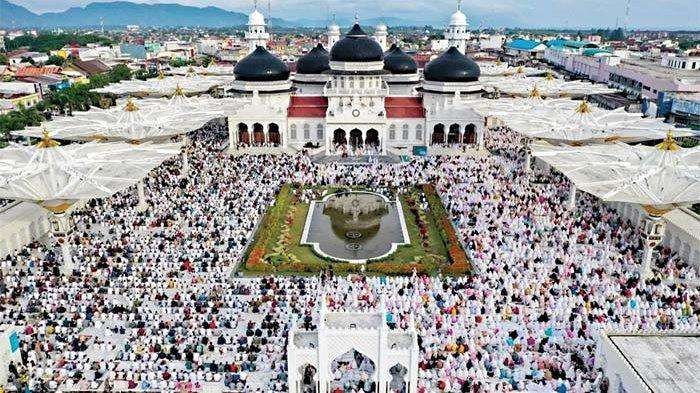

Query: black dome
[[424, 47, 481, 82], [296, 43, 330, 74], [234, 46, 290, 82], [383, 44, 417, 74], [330, 24, 384, 62]]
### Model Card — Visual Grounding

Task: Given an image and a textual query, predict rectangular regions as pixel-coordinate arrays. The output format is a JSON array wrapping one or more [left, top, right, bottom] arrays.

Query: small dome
[[330, 24, 384, 62], [234, 46, 289, 82], [424, 46, 480, 82], [248, 9, 265, 25], [449, 10, 467, 26], [383, 44, 417, 74], [297, 43, 330, 74], [375, 23, 387, 33]]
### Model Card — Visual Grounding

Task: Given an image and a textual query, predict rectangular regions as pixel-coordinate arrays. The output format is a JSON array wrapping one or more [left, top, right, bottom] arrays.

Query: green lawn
[[241, 185, 467, 276]]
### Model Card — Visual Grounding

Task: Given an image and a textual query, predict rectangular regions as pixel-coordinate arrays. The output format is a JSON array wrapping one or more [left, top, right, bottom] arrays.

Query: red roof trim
[[386, 96, 424, 118]]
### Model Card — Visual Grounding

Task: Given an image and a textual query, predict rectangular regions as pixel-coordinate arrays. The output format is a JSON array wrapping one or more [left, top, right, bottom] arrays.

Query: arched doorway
[[333, 128, 346, 145], [431, 124, 445, 145], [389, 363, 408, 393], [330, 349, 376, 392], [268, 123, 281, 145], [252, 123, 265, 145], [448, 123, 461, 144], [464, 124, 477, 144], [365, 129, 380, 149], [237, 123, 250, 145], [349, 129, 363, 149], [299, 364, 317, 393]]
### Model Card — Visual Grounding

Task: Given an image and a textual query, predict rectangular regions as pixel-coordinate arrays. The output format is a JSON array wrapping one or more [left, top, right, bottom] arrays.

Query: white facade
[[662, 54, 700, 70], [287, 301, 419, 393]]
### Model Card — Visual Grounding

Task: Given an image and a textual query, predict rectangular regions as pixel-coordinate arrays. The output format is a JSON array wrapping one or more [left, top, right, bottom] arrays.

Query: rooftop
[[607, 334, 700, 393], [618, 56, 700, 83]]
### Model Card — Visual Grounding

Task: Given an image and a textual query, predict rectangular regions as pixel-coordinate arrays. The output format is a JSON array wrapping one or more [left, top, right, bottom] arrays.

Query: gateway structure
[[225, 20, 486, 155]]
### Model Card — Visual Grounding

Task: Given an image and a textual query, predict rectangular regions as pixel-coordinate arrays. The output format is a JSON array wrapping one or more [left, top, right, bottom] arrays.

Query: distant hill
[[0, 0, 294, 28]]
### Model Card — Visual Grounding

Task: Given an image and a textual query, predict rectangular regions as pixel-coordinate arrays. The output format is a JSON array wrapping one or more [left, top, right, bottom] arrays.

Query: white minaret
[[245, 1, 270, 53], [445, 0, 470, 54], [373, 22, 388, 52], [327, 15, 340, 50]]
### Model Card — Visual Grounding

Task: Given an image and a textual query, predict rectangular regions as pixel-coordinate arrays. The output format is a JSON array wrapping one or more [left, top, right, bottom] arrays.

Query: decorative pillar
[[378, 296, 388, 393], [325, 128, 331, 155], [59, 237, 74, 274], [640, 212, 666, 278], [317, 294, 328, 392], [136, 180, 148, 212], [567, 183, 577, 210], [181, 151, 189, 175], [478, 128, 485, 150]]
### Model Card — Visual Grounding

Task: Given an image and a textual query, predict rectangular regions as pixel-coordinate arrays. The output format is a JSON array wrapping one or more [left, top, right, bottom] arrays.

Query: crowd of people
[[0, 123, 698, 392]]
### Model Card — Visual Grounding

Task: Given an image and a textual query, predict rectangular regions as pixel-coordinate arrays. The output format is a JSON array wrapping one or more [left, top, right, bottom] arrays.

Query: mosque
[[224, 3, 486, 156]]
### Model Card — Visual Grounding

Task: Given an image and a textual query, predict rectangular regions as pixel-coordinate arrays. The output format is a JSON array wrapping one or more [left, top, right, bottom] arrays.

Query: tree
[[0, 53, 8, 65], [108, 64, 132, 83], [20, 57, 36, 65], [45, 55, 66, 66]]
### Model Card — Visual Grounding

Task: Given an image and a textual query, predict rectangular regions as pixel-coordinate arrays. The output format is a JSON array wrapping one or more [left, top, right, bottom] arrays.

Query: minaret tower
[[245, 0, 270, 53], [445, 0, 470, 54], [373, 22, 388, 52], [327, 14, 340, 50]]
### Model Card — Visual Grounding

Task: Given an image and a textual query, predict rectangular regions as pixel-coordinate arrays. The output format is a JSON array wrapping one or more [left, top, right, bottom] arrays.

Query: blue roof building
[[505, 38, 547, 60]]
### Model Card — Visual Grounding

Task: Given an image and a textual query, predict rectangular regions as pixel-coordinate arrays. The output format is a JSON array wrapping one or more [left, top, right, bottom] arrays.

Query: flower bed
[[422, 184, 472, 274]]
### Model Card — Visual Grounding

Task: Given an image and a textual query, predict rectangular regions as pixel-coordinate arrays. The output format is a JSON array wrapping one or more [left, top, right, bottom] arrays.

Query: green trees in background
[[0, 64, 132, 146], [4, 33, 114, 53]]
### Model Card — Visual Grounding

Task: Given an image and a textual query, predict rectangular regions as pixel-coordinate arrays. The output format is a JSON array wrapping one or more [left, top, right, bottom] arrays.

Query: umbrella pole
[[567, 184, 577, 210], [181, 151, 189, 175], [136, 180, 148, 212], [59, 237, 74, 274], [48, 210, 75, 275], [640, 214, 666, 278]]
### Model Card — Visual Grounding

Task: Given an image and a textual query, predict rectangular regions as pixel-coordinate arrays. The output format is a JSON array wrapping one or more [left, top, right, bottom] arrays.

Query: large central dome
[[234, 46, 290, 82], [330, 24, 384, 63]]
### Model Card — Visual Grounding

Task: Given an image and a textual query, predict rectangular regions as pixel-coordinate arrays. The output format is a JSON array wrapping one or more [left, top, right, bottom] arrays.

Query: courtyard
[[243, 183, 472, 275]]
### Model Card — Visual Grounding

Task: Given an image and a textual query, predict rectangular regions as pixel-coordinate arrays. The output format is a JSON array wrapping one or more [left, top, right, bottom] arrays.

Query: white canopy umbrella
[[532, 134, 700, 276], [16, 96, 220, 143], [92, 74, 233, 97], [477, 99, 695, 143], [484, 76, 618, 98], [168, 64, 235, 76], [0, 132, 180, 271], [476, 62, 544, 77]]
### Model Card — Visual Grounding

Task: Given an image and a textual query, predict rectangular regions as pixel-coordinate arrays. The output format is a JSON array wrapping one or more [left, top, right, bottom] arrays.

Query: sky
[[8, 0, 700, 29]]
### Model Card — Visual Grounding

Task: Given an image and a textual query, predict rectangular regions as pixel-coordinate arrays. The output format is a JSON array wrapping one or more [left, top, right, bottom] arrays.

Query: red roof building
[[15, 66, 61, 78], [287, 96, 328, 118]]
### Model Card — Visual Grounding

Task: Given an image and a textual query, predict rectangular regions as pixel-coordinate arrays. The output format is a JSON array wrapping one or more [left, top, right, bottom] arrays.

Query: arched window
[[303, 124, 310, 140], [402, 124, 409, 140], [389, 124, 396, 140], [316, 124, 324, 140], [415, 124, 423, 141], [290, 124, 297, 140]]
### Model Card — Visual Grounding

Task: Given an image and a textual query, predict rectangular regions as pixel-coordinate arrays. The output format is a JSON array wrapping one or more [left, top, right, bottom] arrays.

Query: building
[[657, 92, 700, 130], [223, 23, 486, 156], [661, 54, 700, 70], [63, 59, 110, 78], [287, 299, 419, 393], [505, 39, 547, 60], [0, 81, 43, 112], [596, 332, 700, 393]]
